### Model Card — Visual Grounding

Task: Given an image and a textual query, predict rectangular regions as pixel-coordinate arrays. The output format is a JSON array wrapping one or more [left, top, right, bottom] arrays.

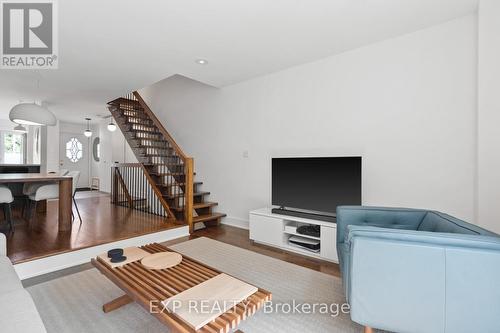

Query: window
[[0, 131, 25, 164], [65, 137, 83, 163]]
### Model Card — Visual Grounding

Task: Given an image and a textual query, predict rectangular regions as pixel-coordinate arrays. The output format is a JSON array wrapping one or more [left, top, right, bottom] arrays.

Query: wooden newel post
[[185, 158, 194, 233], [111, 167, 118, 204]]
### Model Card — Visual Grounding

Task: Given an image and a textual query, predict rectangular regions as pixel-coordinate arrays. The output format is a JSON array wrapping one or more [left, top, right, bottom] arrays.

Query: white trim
[[14, 226, 189, 280], [221, 216, 249, 230]]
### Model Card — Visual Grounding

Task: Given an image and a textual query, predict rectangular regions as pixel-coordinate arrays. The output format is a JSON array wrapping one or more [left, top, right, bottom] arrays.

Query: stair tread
[[138, 154, 178, 157], [193, 213, 226, 223], [143, 163, 183, 166], [150, 172, 196, 176], [156, 181, 202, 187], [131, 129, 160, 134], [108, 97, 141, 106], [133, 137, 167, 141], [135, 145, 173, 149], [171, 201, 217, 212], [163, 191, 210, 198]]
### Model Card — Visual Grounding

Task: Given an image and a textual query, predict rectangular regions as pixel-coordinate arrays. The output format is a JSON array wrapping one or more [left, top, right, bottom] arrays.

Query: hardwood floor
[[165, 224, 341, 278], [2, 191, 181, 264], [24, 222, 341, 287], [2, 190, 340, 277]]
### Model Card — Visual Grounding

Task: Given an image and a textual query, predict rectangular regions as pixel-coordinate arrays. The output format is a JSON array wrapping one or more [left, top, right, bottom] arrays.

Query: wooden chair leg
[[73, 196, 82, 224], [29, 200, 37, 228], [22, 197, 28, 219], [364, 326, 374, 333], [5, 203, 13, 234]]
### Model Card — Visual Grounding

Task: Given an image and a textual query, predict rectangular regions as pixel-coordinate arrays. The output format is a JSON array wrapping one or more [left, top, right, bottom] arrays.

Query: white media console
[[249, 208, 338, 263]]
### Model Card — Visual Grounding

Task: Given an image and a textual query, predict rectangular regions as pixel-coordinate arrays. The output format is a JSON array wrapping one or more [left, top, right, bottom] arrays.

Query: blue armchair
[[336, 206, 500, 333]]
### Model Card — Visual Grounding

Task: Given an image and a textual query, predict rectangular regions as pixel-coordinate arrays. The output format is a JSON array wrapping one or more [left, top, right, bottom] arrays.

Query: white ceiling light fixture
[[84, 118, 93, 137], [195, 58, 208, 65], [107, 122, 117, 132], [13, 124, 27, 133], [9, 103, 57, 126]]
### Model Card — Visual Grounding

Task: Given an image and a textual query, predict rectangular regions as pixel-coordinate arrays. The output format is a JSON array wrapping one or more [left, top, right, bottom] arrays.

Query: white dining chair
[[0, 185, 14, 233], [27, 171, 82, 226], [21, 170, 69, 218]]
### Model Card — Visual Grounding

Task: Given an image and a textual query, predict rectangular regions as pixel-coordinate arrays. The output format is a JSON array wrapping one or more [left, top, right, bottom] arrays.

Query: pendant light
[[13, 124, 27, 132], [107, 122, 117, 132], [84, 118, 92, 137], [9, 103, 56, 126], [9, 78, 56, 126]]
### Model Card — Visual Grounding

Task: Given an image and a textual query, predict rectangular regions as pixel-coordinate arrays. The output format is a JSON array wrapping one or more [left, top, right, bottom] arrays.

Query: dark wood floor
[[2, 192, 181, 264], [2, 191, 340, 277], [165, 224, 341, 278]]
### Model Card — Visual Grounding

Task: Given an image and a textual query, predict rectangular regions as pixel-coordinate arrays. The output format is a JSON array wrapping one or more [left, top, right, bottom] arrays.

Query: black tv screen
[[272, 157, 361, 215]]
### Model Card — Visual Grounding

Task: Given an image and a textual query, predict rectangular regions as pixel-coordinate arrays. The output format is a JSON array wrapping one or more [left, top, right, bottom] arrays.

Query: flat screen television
[[271, 157, 361, 221]]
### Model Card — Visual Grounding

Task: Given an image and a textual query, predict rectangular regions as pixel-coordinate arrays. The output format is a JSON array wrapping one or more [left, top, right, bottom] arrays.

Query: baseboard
[[14, 226, 189, 280], [221, 216, 249, 230]]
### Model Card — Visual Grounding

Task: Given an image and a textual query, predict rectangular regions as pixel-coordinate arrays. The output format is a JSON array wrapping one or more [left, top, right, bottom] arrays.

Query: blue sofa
[[336, 206, 500, 333]]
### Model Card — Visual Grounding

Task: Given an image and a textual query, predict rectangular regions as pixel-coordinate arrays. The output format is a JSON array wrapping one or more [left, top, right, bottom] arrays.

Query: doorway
[[59, 132, 89, 188]]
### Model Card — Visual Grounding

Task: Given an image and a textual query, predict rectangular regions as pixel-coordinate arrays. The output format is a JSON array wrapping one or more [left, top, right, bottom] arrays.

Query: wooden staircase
[[107, 92, 225, 233]]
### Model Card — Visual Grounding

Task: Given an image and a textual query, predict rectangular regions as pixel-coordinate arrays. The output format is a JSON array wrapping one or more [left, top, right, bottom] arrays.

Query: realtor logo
[[1, 0, 58, 69]]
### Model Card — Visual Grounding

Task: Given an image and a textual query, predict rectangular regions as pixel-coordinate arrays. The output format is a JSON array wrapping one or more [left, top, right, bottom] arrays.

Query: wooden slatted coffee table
[[91, 243, 272, 333]]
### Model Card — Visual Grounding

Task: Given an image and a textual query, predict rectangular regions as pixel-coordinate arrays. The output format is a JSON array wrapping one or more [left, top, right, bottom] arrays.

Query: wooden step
[[193, 213, 226, 224], [156, 181, 202, 188], [130, 128, 160, 134], [163, 191, 210, 199], [126, 119, 154, 126], [133, 144, 174, 150], [138, 153, 177, 158], [134, 138, 169, 143], [108, 97, 141, 106], [171, 201, 217, 212], [121, 111, 148, 119], [150, 172, 196, 177], [142, 163, 184, 167]]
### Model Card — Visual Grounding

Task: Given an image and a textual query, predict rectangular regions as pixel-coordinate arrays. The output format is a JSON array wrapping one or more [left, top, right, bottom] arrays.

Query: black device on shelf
[[272, 156, 362, 222], [296, 225, 320, 238], [288, 236, 320, 252]]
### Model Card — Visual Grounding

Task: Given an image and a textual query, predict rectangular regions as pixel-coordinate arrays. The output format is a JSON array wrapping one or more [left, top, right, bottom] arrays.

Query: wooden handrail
[[133, 91, 194, 229], [114, 168, 134, 208], [109, 93, 195, 229], [110, 163, 175, 220], [133, 91, 188, 161]]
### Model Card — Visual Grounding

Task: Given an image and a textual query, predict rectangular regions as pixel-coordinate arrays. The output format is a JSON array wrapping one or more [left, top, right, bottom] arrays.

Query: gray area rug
[[27, 237, 364, 332]]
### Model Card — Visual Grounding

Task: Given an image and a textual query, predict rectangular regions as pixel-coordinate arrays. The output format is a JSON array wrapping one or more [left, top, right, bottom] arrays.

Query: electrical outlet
[[243, 150, 249, 158]]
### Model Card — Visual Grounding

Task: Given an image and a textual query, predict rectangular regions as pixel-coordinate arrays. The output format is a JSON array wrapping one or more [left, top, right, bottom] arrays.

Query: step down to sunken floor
[[193, 213, 227, 224]]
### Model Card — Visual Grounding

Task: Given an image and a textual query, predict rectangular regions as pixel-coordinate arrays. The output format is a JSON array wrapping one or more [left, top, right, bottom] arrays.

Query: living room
[[1, 1, 499, 332]]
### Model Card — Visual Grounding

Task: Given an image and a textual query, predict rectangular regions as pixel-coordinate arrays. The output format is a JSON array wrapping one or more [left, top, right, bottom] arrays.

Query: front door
[[59, 132, 89, 188]]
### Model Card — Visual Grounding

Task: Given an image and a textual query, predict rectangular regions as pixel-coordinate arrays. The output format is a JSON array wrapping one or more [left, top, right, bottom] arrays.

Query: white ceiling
[[0, 0, 477, 124]]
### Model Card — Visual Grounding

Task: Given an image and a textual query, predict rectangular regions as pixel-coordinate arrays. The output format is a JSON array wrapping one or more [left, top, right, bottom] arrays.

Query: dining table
[[0, 173, 73, 232]]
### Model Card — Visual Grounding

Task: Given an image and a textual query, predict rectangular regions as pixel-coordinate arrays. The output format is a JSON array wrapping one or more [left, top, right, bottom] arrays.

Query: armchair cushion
[[337, 206, 500, 333], [417, 211, 497, 236]]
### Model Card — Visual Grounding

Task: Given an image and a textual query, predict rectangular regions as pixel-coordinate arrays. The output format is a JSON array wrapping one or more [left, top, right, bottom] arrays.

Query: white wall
[[96, 118, 138, 193], [41, 121, 60, 173], [140, 15, 478, 228], [477, 0, 500, 233]]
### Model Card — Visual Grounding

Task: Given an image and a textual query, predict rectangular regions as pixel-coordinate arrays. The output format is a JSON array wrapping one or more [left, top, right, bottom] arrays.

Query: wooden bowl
[[141, 252, 182, 270]]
